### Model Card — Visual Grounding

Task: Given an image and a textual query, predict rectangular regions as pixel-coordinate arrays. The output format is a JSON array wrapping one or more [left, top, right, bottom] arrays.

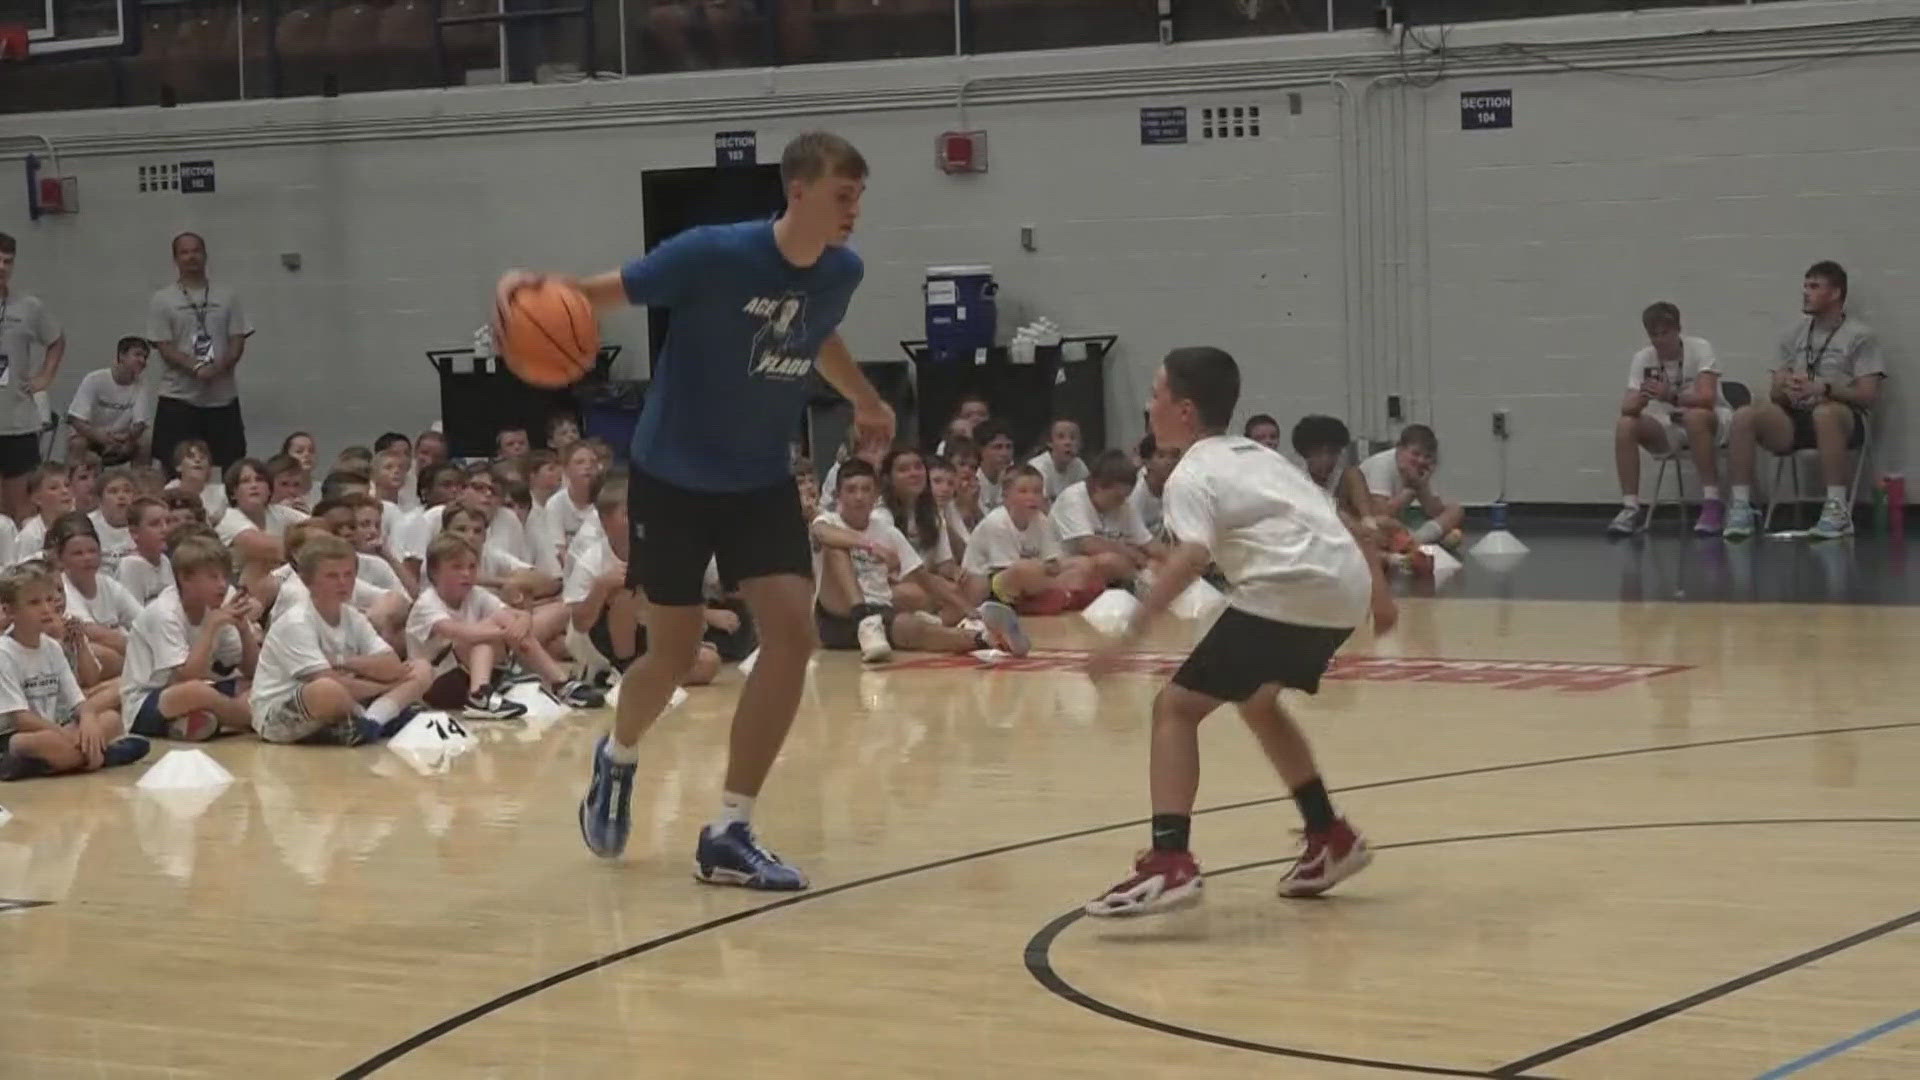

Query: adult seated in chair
[[1724, 261, 1883, 540], [1609, 302, 1729, 536]]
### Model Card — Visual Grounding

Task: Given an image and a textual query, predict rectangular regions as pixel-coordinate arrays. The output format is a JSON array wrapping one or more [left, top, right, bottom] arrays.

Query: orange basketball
[[500, 280, 598, 388]]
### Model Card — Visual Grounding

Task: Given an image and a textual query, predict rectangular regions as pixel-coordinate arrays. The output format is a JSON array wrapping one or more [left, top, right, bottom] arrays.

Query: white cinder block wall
[[0, 0, 1911, 502]]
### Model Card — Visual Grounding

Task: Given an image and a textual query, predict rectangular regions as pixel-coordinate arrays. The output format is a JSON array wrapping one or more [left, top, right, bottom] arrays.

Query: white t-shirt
[[1028, 452, 1090, 500], [544, 490, 597, 558], [14, 514, 51, 565], [88, 509, 136, 572], [941, 503, 973, 550], [380, 500, 403, 551], [0, 516, 16, 569], [488, 507, 530, 563], [0, 634, 84, 733], [117, 551, 174, 605], [250, 600, 389, 721], [479, 542, 531, 581], [562, 529, 621, 606], [404, 584, 505, 665], [216, 504, 303, 546], [1051, 480, 1151, 548], [1128, 472, 1165, 538], [0, 291, 62, 437], [525, 502, 562, 576], [1628, 334, 1730, 422], [268, 564, 387, 621], [870, 503, 954, 566], [1359, 449, 1443, 505], [960, 506, 1061, 576], [164, 478, 228, 521], [812, 511, 920, 608], [1165, 435, 1371, 629], [356, 552, 406, 597], [396, 504, 444, 562], [119, 586, 243, 719], [64, 573, 144, 632], [977, 467, 1006, 511], [146, 281, 253, 408], [67, 368, 152, 439]]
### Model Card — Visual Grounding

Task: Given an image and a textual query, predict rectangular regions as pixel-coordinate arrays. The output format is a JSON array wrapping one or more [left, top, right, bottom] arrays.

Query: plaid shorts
[[254, 690, 353, 745]]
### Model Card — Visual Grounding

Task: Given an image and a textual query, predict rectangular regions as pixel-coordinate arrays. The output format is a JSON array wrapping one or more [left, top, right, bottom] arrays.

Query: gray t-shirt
[[0, 291, 61, 437], [1774, 316, 1883, 390], [146, 282, 253, 407]]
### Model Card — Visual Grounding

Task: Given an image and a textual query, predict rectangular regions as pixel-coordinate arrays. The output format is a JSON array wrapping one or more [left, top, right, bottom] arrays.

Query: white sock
[[1732, 485, 1752, 505], [364, 691, 411, 725], [1826, 485, 1847, 504], [603, 737, 640, 765], [1702, 486, 1720, 501], [1621, 495, 1640, 510], [712, 791, 754, 833], [1411, 520, 1443, 544]]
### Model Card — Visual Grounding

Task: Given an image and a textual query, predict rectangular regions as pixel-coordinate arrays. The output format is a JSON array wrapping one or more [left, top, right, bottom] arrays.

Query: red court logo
[[886, 650, 1689, 693]]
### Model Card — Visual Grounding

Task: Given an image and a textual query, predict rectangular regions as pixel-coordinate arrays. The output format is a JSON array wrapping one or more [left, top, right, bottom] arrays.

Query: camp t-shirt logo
[[742, 294, 816, 381], [22, 669, 67, 723]]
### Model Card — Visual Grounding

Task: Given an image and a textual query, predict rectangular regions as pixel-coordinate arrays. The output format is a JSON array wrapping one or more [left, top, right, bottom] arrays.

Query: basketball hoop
[[0, 25, 28, 61]]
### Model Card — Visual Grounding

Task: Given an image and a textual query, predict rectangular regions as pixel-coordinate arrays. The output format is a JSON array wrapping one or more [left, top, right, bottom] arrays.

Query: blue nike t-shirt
[[621, 220, 863, 493]]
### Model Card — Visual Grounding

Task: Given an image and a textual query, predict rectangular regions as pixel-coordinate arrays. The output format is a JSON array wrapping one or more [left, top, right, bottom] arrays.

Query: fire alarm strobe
[[938, 130, 988, 174]]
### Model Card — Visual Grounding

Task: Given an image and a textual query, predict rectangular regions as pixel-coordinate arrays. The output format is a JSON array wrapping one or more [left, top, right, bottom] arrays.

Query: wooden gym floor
[[3, 540, 1918, 1078]]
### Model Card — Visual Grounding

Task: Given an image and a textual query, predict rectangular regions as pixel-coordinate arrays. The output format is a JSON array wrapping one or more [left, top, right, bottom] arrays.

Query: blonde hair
[[170, 533, 232, 580], [293, 532, 356, 581], [0, 561, 59, 607], [425, 533, 479, 577]]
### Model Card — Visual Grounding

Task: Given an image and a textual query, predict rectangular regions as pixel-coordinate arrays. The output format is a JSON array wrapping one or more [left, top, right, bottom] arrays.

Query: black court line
[[338, 719, 1920, 1077], [1025, 818, 1920, 1079], [1490, 901, 1920, 1076]]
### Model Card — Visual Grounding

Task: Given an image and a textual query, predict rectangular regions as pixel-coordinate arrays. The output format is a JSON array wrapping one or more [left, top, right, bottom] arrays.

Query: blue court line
[[1755, 1008, 1920, 1079]]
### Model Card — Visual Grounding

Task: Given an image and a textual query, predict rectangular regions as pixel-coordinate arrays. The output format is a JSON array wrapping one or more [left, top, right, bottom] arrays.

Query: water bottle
[[1489, 501, 1510, 531]]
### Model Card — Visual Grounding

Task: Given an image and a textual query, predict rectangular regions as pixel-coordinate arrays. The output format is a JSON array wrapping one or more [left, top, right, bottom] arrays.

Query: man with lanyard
[[1725, 260, 1884, 540], [498, 132, 891, 891], [0, 232, 65, 523], [146, 232, 254, 473]]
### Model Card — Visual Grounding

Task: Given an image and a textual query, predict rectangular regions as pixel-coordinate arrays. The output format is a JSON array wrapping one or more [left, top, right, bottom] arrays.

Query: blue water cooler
[[924, 265, 997, 360]]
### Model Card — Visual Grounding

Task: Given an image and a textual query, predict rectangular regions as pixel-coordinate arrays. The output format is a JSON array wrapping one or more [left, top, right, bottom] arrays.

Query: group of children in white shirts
[[0, 413, 686, 783]]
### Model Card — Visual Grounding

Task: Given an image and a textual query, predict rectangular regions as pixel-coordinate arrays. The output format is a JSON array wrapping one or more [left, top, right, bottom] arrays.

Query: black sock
[[1292, 777, 1336, 834], [1150, 813, 1191, 852]]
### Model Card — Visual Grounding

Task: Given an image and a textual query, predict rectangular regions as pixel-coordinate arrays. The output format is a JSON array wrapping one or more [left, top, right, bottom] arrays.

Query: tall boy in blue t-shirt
[[497, 132, 893, 890]]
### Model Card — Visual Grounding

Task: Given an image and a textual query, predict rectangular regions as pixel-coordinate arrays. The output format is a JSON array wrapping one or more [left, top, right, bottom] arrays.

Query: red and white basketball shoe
[[1085, 848, 1203, 917], [1277, 818, 1372, 897]]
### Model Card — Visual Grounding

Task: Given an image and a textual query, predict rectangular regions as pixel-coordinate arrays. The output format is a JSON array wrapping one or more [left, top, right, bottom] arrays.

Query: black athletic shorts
[[1172, 607, 1353, 704], [0, 432, 41, 479], [1787, 403, 1867, 451], [814, 602, 898, 651], [627, 468, 812, 607]]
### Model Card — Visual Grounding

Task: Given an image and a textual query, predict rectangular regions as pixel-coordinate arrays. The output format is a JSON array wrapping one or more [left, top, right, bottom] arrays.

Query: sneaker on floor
[[1278, 818, 1373, 898], [1811, 497, 1854, 539], [1086, 848, 1204, 917], [556, 678, 607, 709], [0, 753, 54, 782], [100, 736, 152, 769], [976, 600, 1030, 657], [694, 821, 808, 891], [463, 689, 528, 720], [496, 661, 542, 686], [579, 735, 637, 859], [377, 704, 424, 740], [167, 709, 220, 742], [856, 613, 892, 663], [1606, 506, 1640, 536], [1693, 498, 1726, 537], [1722, 501, 1758, 540], [589, 666, 619, 692], [341, 717, 386, 747]]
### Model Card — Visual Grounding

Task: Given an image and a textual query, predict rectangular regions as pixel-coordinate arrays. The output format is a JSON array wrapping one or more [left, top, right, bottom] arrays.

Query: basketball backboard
[[6, 0, 134, 56]]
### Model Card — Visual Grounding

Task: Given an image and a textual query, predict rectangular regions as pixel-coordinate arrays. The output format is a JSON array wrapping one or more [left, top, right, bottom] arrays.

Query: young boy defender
[[1084, 347, 1396, 917]]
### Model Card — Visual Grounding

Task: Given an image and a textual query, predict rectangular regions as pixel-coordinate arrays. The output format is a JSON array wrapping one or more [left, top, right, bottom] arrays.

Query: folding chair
[[1764, 409, 1872, 532], [1644, 379, 1748, 533]]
